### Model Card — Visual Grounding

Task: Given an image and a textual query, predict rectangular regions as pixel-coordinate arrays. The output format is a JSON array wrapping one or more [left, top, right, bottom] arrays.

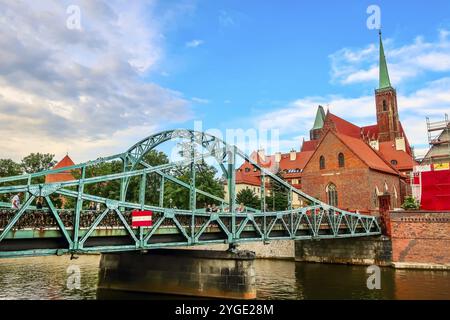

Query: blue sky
[[1, 0, 450, 162]]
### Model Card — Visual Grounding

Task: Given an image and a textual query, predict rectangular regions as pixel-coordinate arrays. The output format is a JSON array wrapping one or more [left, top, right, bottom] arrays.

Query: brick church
[[233, 32, 417, 214]]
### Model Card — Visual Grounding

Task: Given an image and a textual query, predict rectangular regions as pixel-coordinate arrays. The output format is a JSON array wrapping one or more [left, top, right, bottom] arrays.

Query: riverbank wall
[[294, 211, 450, 270], [390, 211, 450, 270]]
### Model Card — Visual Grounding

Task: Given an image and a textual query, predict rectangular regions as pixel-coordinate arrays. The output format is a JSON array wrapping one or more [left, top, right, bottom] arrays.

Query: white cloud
[[191, 97, 210, 104], [255, 76, 450, 152], [0, 0, 193, 162], [256, 95, 375, 136], [330, 29, 450, 85], [186, 39, 204, 48]]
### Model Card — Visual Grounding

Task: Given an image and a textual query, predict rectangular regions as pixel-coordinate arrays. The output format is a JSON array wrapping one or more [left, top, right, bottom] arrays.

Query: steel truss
[[0, 130, 381, 258]]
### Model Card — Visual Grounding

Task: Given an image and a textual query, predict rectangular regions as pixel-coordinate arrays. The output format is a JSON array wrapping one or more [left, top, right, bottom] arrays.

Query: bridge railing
[[0, 129, 381, 258]]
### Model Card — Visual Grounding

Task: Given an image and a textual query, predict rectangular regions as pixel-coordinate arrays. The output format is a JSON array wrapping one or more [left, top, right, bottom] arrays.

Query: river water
[[0, 255, 448, 300]]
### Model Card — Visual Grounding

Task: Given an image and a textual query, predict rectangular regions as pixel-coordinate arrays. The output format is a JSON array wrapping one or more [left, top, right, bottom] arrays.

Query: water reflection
[[0, 255, 448, 300]]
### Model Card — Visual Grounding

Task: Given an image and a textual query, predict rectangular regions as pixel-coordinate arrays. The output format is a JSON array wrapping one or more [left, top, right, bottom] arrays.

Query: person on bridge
[[11, 193, 20, 209], [36, 197, 43, 210], [88, 202, 96, 211]]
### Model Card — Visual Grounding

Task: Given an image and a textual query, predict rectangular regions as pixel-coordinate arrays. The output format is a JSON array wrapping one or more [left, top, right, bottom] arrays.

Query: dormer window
[[391, 160, 398, 166]]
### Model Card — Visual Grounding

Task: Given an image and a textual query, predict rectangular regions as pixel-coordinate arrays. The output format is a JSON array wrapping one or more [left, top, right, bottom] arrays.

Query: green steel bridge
[[0, 130, 381, 258]]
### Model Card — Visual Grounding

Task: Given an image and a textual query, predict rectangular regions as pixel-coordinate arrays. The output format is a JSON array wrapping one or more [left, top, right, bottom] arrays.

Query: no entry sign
[[131, 210, 153, 227]]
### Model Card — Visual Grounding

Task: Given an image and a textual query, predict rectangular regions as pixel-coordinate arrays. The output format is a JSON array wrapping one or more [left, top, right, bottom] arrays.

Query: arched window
[[326, 183, 338, 207], [338, 153, 345, 168], [319, 156, 325, 170], [391, 160, 398, 166], [382, 100, 387, 111]]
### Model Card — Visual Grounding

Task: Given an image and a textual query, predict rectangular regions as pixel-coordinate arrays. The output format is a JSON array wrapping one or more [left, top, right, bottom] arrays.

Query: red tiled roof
[[378, 141, 418, 171], [362, 123, 413, 155], [328, 113, 362, 138], [45, 155, 77, 183], [361, 124, 379, 139], [235, 170, 261, 186], [301, 140, 318, 152], [335, 133, 398, 175], [279, 151, 314, 177]]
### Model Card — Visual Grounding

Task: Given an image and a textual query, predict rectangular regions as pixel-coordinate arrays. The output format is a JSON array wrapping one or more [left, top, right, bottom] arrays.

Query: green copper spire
[[312, 105, 326, 130], [379, 30, 392, 89]]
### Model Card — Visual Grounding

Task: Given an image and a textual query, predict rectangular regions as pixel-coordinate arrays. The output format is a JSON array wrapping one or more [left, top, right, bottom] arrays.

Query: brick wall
[[390, 211, 450, 268], [302, 132, 401, 212]]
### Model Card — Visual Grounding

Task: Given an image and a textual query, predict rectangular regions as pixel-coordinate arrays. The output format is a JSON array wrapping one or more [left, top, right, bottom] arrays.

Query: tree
[[401, 196, 420, 210], [265, 171, 289, 211], [127, 150, 170, 205], [0, 159, 23, 203], [0, 159, 22, 177], [236, 188, 260, 210], [21, 153, 56, 174], [164, 161, 225, 209]]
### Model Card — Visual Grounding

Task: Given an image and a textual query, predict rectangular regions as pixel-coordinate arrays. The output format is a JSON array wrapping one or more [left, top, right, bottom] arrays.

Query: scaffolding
[[424, 114, 450, 165]]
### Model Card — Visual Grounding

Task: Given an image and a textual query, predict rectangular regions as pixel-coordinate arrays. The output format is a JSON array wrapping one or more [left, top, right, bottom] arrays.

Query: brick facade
[[302, 132, 402, 213], [375, 87, 401, 142], [390, 211, 450, 267]]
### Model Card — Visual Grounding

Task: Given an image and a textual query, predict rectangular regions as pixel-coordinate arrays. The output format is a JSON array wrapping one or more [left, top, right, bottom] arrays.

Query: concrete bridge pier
[[97, 249, 257, 299]]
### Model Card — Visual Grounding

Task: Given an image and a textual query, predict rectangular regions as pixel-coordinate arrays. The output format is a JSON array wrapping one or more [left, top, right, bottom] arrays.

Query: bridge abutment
[[295, 236, 392, 266], [97, 249, 256, 299]]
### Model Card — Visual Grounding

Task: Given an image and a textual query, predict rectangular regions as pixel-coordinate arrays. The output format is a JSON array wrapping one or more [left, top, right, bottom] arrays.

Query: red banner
[[132, 210, 153, 227], [421, 170, 450, 211]]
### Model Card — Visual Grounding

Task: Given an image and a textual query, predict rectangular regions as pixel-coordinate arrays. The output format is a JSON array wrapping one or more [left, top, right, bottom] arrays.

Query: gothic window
[[372, 189, 379, 208], [326, 183, 338, 207], [382, 100, 387, 111], [338, 153, 345, 168], [319, 156, 325, 170]]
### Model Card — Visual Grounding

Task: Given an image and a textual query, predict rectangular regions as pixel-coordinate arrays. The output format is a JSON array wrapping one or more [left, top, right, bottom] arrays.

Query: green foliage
[[265, 170, 289, 211], [21, 153, 56, 184], [0, 150, 225, 210], [164, 161, 224, 209], [82, 160, 123, 201], [0, 159, 24, 202], [21, 153, 56, 174], [236, 188, 260, 209], [401, 196, 420, 210], [0, 159, 22, 177]]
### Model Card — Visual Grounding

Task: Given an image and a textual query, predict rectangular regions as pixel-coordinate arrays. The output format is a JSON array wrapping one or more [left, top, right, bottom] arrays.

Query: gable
[[303, 131, 368, 173]]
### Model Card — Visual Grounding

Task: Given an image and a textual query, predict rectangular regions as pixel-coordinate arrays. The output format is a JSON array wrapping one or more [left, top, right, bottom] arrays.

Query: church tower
[[310, 105, 326, 140], [375, 31, 401, 142]]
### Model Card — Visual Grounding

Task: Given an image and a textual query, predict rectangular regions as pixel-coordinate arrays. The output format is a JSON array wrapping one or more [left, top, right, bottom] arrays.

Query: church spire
[[312, 105, 326, 130], [379, 30, 392, 89]]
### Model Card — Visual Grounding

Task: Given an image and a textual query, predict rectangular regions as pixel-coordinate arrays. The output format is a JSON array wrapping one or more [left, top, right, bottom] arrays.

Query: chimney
[[275, 152, 282, 163], [290, 149, 297, 161], [395, 137, 406, 152]]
